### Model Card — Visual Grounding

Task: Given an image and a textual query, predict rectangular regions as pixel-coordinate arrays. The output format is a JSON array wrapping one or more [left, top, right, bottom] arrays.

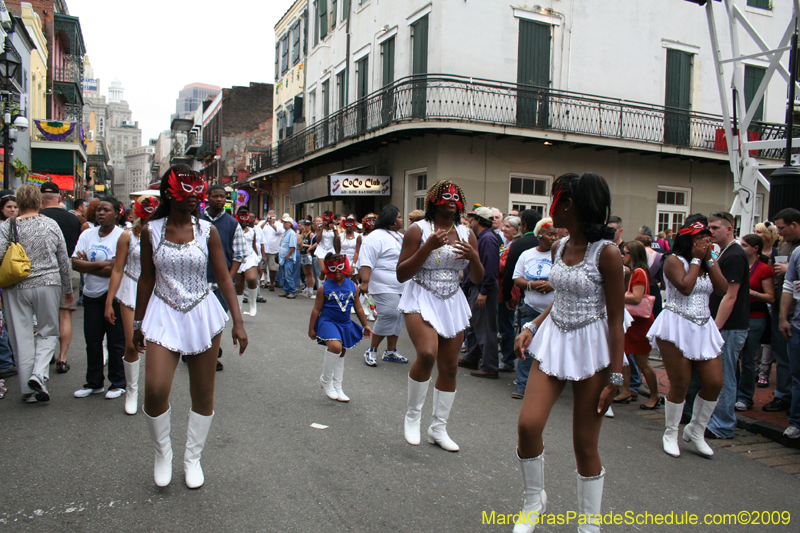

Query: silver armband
[[705, 259, 715, 269], [522, 321, 538, 334], [132, 320, 143, 331], [609, 372, 624, 387], [690, 258, 703, 267]]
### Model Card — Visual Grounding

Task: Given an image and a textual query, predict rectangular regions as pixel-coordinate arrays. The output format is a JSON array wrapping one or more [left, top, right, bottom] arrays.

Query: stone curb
[[736, 413, 800, 450]]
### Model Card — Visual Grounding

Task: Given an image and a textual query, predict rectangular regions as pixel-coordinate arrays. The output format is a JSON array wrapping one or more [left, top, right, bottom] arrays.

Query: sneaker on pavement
[[364, 349, 378, 367], [382, 350, 408, 364], [74, 387, 105, 398], [763, 397, 791, 412], [511, 389, 525, 399], [734, 401, 751, 411], [216, 361, 224, 371], [22, 393, 37, 403], [105, 388, 126, 399], [257, 296, 267, 303], [784, 426, 800, 439], [27, 374, 50, 402]]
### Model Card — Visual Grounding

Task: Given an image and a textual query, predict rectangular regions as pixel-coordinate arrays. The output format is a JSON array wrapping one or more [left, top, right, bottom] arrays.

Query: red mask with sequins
[[134, 195, 160, 220], [343, 218, 357, 229], [322, 213, 335, 224], [323, 255, 351, 278], [167, 169, 208, 203], [364, 216, 376, 230], [236, 211, 251, 224], [434, 184, 464, 212]]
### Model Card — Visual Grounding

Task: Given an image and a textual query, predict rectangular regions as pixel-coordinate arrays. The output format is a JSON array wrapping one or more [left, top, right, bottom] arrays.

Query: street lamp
[[0, 41, 22, 84], [3, 113, 28, 190], [1, 40, 23, 190]]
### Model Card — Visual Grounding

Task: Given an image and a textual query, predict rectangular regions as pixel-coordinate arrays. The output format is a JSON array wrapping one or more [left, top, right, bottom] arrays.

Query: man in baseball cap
[[40, 182, 60, 194], [459, 205, 501, 378]]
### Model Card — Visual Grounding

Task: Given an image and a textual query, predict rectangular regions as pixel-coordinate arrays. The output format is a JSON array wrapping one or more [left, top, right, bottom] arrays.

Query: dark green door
[[664, 49, 692, 146], [357, 56, 369, 134], [517, 20, 550, 128], [411, 15, 428, 119], [381, 37, 395, 125], [744, 65, 766, 123]]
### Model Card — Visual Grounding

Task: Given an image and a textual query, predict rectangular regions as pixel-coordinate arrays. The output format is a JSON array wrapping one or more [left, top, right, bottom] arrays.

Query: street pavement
[[2, 293, 799, 532]]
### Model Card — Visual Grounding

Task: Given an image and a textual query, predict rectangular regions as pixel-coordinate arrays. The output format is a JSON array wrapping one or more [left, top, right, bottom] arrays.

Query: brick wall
[[219, 82, 274, 178]]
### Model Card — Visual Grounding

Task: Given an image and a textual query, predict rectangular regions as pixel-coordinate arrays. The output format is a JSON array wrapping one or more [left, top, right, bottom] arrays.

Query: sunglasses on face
[[710, 212, 734, 226]]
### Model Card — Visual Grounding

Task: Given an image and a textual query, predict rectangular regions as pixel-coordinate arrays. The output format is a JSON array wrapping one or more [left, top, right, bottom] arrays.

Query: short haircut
[[638, 225, 653, 237], [15, 184, 42, 211], [774, 208, 800, 226], [208, 184, 226, 195], [408, 209, 425, 221], [608, 215, 622, 226], [74, 199, 86, 210], [533, 217, 554, 236], [42, 192, 61, 204], [519, 209, 542, 233], [708, 211, 734, 227]]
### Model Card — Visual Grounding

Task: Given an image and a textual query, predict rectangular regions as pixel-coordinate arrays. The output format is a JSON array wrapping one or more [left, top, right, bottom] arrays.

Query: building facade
[[242, 0, 792, 232], [273, 0, 308, 143], [20, 2, 47, 120], [123, 145, 154, 199], [170, 82, 220, 122]]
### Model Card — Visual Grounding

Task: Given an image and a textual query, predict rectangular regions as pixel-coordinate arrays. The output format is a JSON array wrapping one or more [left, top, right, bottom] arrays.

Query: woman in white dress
[[315, 211, 337, 279], [132, 165, 247, 489], [397, 180, 482, 452], [512, 173, 625, 533], [105, 194, 160, 415], [338, 215, 362, 267], [235, 206, 261, 317], [646, 215, 727, 458]]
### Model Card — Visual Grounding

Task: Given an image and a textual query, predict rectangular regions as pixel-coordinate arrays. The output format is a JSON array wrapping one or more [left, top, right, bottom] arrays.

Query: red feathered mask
[[342, 217, 357, 229], [549, 185, 564, 218], [167, 169, 207, 203], [434, 183, 464, 212], [323, 255, 352, 278], [236, 211, 251, 224], [363, 214, 377, 229], [134, 195, 160, 220], [322, 212, 335, 224]]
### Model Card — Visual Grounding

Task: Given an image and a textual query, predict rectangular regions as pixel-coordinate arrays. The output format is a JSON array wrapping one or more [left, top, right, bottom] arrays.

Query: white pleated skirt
[[115, 275, 137, 309], [238, 251, 260, 273], [398, 281, 471, 339], [141, 294, 228, 355], [647, 309, 724, 361]]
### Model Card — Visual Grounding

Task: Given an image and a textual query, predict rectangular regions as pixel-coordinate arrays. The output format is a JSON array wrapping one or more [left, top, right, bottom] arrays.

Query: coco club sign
[[329, 175, 391, 196]]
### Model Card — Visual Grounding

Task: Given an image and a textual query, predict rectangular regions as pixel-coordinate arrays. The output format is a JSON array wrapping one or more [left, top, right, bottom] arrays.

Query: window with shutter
[[275, 42, 280, 80], [342, 0, 349, 21], [281, 34, 289, 74], [319, 0, 328, 39], [747, 0, 771, 9], [744, 65, 766, 122], [292, 23, 301, 64], [331, 0, 337, 29], [664, 49, 692, 147], [313, 2, 319, 46]]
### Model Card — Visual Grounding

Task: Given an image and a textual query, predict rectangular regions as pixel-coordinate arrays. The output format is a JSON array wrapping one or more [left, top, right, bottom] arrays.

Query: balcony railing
[[53, 59, 81, 86], [257, 74, 795, 174]]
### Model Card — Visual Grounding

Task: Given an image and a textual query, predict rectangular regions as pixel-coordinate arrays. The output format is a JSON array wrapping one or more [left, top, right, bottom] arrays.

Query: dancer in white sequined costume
[[132, 165, 247, 489]]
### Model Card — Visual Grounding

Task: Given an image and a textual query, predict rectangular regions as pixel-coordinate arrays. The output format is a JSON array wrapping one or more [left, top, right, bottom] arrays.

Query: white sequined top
[[124, 229, 141, 281], [339, 233, 358, 263], [663, 255, 713, 326], [148, 217, 211, 313], [412, 220, 471, 301], [548, 237, 615, 332]]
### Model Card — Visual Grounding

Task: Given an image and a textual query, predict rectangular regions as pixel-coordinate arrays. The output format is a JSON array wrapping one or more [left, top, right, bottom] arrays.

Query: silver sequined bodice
[[412, 221, 470, 301], [664, 256, 713, 325], [150, 218, 210, 312], [339, 234, 358, 262], [124, 230, 141, 281], [548, 238, 613, 332]]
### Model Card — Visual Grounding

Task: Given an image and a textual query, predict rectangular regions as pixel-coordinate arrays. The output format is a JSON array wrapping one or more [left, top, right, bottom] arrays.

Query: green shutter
[[744, 65, 766, 122], [331, 0, 336, 29], [319, 0, 328, 39], [342, 0, 349, 20], [664, 49, 692, 146], [357, 57, 369, 133], [382, 37, 395, 86], [516, 20, 551, 127], [322, 80, 329, 117], [747, 0, 771, 10], [411, 15, 429, 119]]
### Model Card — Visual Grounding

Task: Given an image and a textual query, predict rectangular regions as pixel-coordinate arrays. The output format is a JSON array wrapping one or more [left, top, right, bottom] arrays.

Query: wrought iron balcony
[[257, 74, 795, 174], [53, 57, 82, 86]]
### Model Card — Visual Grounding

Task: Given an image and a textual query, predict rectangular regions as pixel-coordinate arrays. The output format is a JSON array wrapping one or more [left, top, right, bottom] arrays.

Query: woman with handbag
[[647, 215, 728, 458], [616, 240, 660, 409], [0, 184, 73, 403]]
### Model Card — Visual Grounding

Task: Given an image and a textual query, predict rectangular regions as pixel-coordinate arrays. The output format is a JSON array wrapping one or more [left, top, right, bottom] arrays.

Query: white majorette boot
[[319, 350, 339, 400], [682, 396, 718, 457], [663, 400, 684, 457], [427, 388, 459, 452], [404, 375, 430, 445], [184, 410, 214, 489], [247, 287, 258, 317], [144, 406, 173, 487], [237, 293, 244, 312], [576, 468, 605, 533], [332, 355, 349, 402], [513, 448, 547, 533], [123, 359, 139, 415]]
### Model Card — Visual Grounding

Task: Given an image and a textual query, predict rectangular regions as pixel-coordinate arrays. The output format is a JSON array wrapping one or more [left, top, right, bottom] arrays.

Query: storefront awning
[[291, 174, 391, 205], [28, 173, 74, 191]]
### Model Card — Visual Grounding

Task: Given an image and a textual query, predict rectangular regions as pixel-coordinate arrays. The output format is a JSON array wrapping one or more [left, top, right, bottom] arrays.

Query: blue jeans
[[312, 257, 321, 290], [706, 329, 748, 438], [0, 325, 14, 371], [498, 302, 516, 367], [787, 326, 800, 429], [771, 305, 791, 401], [737, 317, 767, 406], [627, 354, 641, 393], [515, 305, 541, 394], [281, 260, 296, 296]]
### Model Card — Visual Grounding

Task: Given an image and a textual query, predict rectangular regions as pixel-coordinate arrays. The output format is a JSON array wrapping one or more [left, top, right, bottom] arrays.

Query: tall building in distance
[[124, 145, 155, 198], [170, 82, 220, 121]]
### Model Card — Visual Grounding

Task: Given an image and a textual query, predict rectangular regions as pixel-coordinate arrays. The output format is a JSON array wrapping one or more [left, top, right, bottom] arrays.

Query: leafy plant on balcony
[[12, 159, 29, 180]]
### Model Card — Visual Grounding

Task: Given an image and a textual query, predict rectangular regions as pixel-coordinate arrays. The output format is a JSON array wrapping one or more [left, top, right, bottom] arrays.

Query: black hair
[[552, 172, 614, 242], [608, 215, 622, 226], [670, 214, 710, 263], [150, 164, 201, 222], [774, 208, 800, 226], [741, 233, 769, 264], [74, 199, 86, 210], [375, 204, 400, 230], [323, 210, 334, 217], [476, 216, 493, 229], [519, 209, 542, 233], [324, 252, 344, 261], [208, 184, 226, 195], [237, 205, 249, 213], [97, 195, 122, 227]]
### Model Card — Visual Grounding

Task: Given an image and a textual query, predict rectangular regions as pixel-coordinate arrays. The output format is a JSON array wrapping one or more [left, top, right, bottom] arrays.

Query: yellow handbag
[[0, 218, 31, 288]]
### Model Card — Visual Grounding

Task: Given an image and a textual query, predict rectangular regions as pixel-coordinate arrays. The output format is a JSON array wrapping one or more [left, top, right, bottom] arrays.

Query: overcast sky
[[68, 0, 295, 143]]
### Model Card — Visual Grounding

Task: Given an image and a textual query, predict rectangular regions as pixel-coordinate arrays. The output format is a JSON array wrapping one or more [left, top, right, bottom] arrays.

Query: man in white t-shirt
[[259, 210, 285, 291]]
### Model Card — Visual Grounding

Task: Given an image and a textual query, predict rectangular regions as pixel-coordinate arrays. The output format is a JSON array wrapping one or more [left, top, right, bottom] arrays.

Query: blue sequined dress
[[141, 218, 228, 355], [315, 278, 364, 349]]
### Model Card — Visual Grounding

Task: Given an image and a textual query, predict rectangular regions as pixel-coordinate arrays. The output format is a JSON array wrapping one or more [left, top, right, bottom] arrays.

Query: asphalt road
[[2, 294, 798, 532]]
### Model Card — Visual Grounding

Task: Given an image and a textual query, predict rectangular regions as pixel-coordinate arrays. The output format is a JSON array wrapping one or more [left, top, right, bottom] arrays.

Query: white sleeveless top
[[339, 233, 358, 263]]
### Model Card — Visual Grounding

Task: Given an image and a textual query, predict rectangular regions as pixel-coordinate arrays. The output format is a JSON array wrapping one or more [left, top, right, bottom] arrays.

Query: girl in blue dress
[[309, 253, 372, 402]]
